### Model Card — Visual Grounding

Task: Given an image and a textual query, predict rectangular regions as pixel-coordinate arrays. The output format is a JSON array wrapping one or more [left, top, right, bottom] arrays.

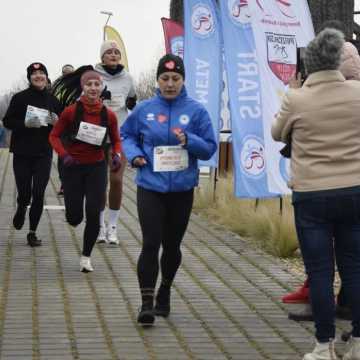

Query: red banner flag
[[161, 17, 184, 59]]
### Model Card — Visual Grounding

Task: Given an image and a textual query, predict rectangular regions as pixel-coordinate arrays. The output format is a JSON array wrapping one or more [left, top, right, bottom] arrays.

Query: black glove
[[126, 96, 137, 110], [101, 86, 112, 101]]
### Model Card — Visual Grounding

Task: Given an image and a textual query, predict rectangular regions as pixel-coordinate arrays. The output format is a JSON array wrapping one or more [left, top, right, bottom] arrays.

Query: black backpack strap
[[99, 106, 109, 148], [61, 101, 83, 146]]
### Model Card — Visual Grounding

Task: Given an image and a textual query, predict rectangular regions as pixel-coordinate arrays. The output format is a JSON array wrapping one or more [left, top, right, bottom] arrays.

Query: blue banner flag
[[219, 0, 277, 198], [184, 0, 222, 167]]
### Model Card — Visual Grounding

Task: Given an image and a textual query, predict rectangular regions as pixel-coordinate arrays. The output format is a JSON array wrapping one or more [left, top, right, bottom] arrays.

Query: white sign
[[153, 146, 189, 172], [247, 0, 314, 194], [105, 93, 125, 112], [25, 105, 50, 127], [75, 122, 106, 146]]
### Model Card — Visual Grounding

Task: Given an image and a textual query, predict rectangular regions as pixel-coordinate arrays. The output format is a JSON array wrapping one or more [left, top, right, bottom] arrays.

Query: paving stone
[[0, 150, 350, 360]]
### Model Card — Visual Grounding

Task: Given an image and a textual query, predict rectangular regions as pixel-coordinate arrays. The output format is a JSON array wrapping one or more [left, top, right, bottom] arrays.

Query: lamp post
[[100, 11, 113, 40]]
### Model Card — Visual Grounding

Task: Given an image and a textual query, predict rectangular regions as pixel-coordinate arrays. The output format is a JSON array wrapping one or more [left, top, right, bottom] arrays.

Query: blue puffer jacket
[[121, 86, 217, 193]]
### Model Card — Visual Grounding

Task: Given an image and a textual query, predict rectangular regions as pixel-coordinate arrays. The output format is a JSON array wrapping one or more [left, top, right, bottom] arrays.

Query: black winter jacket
[[3, 86, 62, 156]]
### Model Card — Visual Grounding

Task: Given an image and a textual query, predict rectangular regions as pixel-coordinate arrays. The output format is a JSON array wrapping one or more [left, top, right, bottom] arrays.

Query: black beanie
[[156, 54, 185, 80], [27, 62, 48, 80]]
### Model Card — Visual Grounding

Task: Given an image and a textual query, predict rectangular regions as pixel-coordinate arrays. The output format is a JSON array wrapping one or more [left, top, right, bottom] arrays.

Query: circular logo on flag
[[179, 114, 190, 125], [170, 36, 184, 59], [228, 0, 252, 26], [191, 4, 215, 37], [240, 136, 265, 178], [275, 0, 296, 19]]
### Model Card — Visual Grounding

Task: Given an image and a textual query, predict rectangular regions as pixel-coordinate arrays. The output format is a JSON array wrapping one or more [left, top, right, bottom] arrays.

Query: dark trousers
[[294, 194, 360, 342], [57, 156, 64, 187], [136, 186, 194, 290], [63, 161, 107, 257], [13, 154, 52, 232]]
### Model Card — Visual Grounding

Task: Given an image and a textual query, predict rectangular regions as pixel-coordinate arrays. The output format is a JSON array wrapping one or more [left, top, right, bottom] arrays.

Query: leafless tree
[[135, 70, 157, 101]]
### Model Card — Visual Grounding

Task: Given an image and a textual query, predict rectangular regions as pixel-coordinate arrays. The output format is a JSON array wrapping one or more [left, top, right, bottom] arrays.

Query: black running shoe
[[342, 330, 352, 342], [13, 206, 27, 230], [288, 305, 314, 322], [137, 304, 155, 327], [27, 233, 42, 247], [154, 286, 170, 317]]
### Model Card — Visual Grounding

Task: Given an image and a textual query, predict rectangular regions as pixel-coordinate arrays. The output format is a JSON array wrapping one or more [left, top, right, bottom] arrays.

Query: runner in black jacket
[[2, 62, 62, 247]]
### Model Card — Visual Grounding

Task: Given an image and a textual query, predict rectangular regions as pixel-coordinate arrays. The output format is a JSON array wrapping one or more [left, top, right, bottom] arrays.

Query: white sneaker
[[80, 256, 94, 273], [343, 336, 360, 360], [303, 340, 338, 360], [97, 226, 107, 243], [107, 226, 119, 245]]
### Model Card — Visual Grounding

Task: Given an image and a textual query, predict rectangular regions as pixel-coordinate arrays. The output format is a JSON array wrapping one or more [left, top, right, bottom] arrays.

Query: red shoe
[[282, 279, 310, 304]]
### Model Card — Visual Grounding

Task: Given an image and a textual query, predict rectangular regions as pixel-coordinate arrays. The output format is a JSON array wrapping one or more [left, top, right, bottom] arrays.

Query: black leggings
[[57, 156, 64, 186], [13, 154, 52, 232], [63, 161, 107, 257], [136, 186, 194, 290]]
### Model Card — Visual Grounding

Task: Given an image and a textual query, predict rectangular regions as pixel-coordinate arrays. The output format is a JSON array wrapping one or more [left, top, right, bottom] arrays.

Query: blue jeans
[[294, 194, 360, 342]]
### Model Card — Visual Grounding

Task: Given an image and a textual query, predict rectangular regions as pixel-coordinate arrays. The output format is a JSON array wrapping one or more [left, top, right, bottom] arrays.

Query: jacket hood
[[94, 63, 127, 80]]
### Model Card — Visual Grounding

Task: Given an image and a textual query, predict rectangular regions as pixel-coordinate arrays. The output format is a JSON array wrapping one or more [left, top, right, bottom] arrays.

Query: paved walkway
[[0, 149, 351, 360]]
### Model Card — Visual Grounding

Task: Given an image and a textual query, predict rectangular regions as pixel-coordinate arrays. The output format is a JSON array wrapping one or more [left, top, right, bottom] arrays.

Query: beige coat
[[272, 70, 360, 192]]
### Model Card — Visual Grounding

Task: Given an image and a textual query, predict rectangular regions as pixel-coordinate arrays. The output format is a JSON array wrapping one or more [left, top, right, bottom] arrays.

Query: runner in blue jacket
[[121, 54, 217, 326]]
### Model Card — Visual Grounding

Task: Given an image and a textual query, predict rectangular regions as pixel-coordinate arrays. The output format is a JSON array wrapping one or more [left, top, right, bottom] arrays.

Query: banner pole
[[255, 198, 259, 210], [212, 168, 218, 202]]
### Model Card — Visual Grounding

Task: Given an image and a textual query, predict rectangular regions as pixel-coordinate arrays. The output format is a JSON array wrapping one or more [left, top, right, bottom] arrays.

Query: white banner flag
[[248, 0, 314, 194]]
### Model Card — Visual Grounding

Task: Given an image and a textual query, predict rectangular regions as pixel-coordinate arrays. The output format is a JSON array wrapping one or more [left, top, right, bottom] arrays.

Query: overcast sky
[[2, 1, 360, 95], [0, 0, 170, 94]]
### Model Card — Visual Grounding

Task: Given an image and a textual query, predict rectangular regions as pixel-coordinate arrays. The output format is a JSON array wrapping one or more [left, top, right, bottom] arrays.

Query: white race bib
[[153, 146, 189, 172], [75, 122, 106, 146], [25, 105, 49, 127], [104, 94, 125, 112]]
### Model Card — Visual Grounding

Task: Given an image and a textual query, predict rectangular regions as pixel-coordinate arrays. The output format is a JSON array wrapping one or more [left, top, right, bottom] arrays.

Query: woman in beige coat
[[272, 29, 360, 360], [282, 21, 360, 317]]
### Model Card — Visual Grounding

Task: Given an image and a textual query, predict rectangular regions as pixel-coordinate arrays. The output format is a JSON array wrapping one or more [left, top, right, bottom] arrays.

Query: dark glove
[[110, 153, 122, 172], [126, 96, 137, 110], [63, 154, 80, 167], [101, 86, 112, 101], [132, 156, 147, 168]]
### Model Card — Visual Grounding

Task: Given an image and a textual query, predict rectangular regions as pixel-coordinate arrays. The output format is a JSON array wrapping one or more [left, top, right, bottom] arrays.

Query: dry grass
[[194, 174, 299, 258]]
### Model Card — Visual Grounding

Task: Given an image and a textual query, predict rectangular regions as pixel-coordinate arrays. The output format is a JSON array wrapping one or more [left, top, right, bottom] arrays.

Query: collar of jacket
[[303, 70, 345, 87], [28, 84, 48, 95], [102, 64, 124, 76], [156, 85, 187, 105], [79, 95, 103, 115]]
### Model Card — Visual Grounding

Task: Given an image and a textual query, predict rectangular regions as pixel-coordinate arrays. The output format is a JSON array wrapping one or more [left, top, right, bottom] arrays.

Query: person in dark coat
[[2, 62, 62, 246]]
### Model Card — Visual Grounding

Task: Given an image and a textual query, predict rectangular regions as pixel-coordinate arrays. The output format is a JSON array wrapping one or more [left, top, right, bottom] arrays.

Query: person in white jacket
[[95, 40, 137, 245]]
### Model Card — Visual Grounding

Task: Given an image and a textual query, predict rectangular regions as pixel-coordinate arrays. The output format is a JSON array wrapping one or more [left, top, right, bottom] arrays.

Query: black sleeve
[[126, 95, 137, 110], [2, 94, 26, 131], [52, 96, 63, 115]]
